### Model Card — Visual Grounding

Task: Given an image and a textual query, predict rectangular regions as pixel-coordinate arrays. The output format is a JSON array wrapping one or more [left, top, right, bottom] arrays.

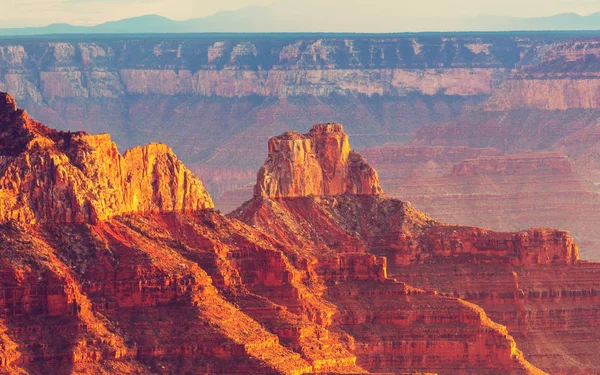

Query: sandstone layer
[[256, 124, 382, 199], [2, 34, 600, 372], [0, 92, 213, 224], [1, 35, 585, 261], [231, 124, 592, 374], [0, 95, 553, 374]]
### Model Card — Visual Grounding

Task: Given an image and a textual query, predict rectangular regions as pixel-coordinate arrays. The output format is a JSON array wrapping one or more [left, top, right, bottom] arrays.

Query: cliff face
[[256, 123, 382, 198], [0, 95, 551, 375], [0, 92, 213, 224], [3, 37, 598, 105], [240, 126, 578, 267], [4, 33, 600, 372], [0, 38, 511, 103], [407, 117, 600, 259], [5, 35, 600, 261], [232, 124, 586, 374], [0, 98, 366, 374], [397, 263, 600, 375]]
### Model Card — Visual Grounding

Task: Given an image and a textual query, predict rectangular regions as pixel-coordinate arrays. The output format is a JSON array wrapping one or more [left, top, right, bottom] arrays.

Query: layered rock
[[255, 124, 382, 199], [395, 262, 600, 375], [0, 214, 330, 375], [6, 35, 600, 263], [485, 76, 600, 110], [232, 124, 600, 374], [0, 100, 367, 374], [0, 96, 551, 375], [0, 92, 213, 224], [234, 195, 546, 374], [379, 146, 600, 259], [232, 124, 583, 374]]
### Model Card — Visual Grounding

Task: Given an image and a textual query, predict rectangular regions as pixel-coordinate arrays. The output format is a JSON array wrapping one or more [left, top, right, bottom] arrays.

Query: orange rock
[[0, 98, 563, 375], [0, 92, 213, 224], [233, 125, 568, 374], [256, 123, 382, 199]]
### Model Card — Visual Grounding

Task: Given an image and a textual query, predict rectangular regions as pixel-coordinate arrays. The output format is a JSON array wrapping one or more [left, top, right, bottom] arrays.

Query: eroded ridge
[[0, 92, 213, 224]]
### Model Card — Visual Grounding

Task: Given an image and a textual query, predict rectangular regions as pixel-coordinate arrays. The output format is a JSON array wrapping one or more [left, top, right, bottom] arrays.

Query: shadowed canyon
[[0, 91, 599, 374]]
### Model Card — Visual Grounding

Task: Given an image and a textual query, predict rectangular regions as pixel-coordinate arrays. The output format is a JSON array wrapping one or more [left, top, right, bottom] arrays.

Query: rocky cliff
[[0, 92, 213, 224], [0, 94, 556, 374], [5, 35, 600, 262], [256, 124, 382, 198], [232, 124, 588, 374], [396, 262, 600, 375], [4, 32, 600, 371], [408, 117, 600, 259]]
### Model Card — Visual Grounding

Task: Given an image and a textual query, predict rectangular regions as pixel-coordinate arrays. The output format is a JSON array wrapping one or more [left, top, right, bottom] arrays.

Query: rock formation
[[231, 123, 600, 375], [0, 92, 213, 224], [232, 124, 593, 374], [403, 131, 600, 259], [7, 35, 600, 263], [0, 95, 364, 374], [0, 94, 555, 374], [397, 262, 600, 375], [3, 33, 600, 373], [239, 127, 578, 268], [255, 124, 382, 199]]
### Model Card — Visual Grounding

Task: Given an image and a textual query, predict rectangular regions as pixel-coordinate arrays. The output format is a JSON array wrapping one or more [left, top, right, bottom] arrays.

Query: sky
[[0, 0, 599, 28]]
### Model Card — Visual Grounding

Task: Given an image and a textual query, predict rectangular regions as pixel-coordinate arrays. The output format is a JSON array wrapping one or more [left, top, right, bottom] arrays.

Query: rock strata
[[0, 97, 550, 375], [233, 123, 600, 374], [233, 124, 579, 374], [255, 123, 382, 199], [0, 92, 213, 224]]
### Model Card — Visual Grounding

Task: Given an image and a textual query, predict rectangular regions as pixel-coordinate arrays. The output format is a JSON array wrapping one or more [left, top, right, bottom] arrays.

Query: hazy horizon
[[1, 0, 599, 30]]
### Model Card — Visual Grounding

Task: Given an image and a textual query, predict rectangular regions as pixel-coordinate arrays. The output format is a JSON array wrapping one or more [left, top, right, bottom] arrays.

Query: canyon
[[2, 92, 593, 374], [232, 124, 598, 375], [3, 33, 600, 260]]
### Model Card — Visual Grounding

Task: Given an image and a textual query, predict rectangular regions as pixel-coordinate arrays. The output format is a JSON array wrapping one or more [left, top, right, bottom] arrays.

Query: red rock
[[233, 124, 569, 374], [371, 148, 600, 260], [0, 95, 552, 375], [395, 262, 600, 375], [255, 124, 382, 199], [0, 92, 213, 224], [7, 36, 600, 266], [0, 96, 367, 374]]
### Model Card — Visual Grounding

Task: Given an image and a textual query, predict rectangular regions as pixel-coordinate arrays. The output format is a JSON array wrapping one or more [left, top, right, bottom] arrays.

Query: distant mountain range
[[2, 9, 600, 35]]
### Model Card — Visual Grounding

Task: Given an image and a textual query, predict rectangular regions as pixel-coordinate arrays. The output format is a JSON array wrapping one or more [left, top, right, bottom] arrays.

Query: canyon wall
[[4, 34, 600, 260], [0, 92, 213, 224], [232, 124, 589, 374], [0, 93, 554, 375], [256, 123, 382, 198]]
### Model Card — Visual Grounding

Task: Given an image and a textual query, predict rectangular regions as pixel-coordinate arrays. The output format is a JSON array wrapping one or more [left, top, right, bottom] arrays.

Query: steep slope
[[256, 124, 382, 199], [0, 93, 367, 374], [362, 147, 600, 259], [5, 33, 599, 261], [232, 124, 568, 374], [0, 92, 212, 224], [396, 262, 600, 375], [0, 93, 553, 375], [233, 123, 600, 374]]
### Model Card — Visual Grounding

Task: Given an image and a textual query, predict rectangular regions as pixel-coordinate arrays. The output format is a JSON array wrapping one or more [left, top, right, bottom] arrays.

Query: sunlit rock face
[[0, 93, 548, 375], [234, 124, 600, 374], [0, 92, 213, 224], [232, 124, 586, 374], [6, 36, 600, 262], [255, 123, 382, 199]]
